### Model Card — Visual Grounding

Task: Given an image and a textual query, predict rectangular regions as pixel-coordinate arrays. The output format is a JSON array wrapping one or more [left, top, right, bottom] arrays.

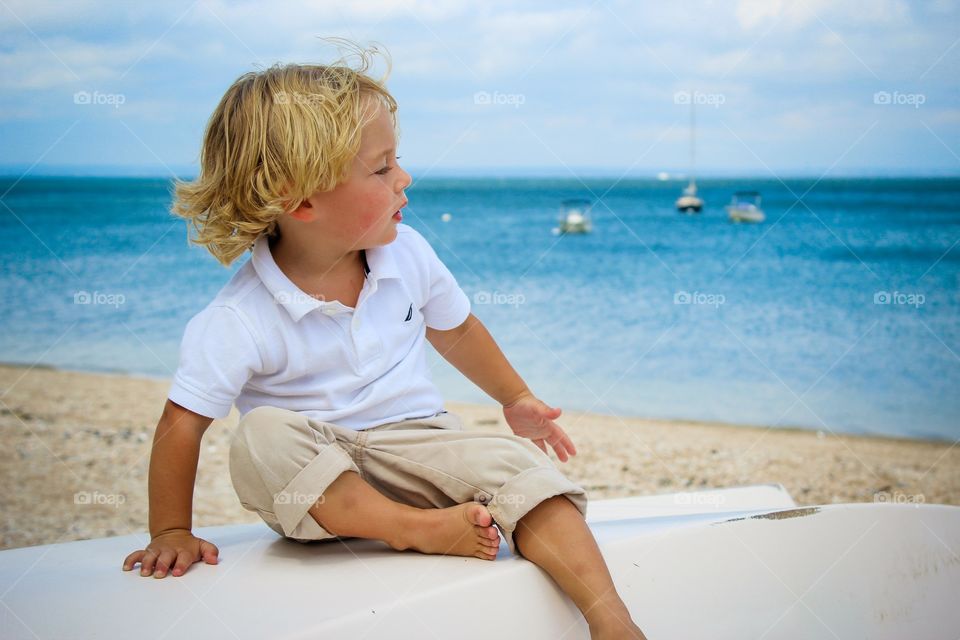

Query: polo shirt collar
[[363, 238, 401, 282], [251, 235, 401, 322]]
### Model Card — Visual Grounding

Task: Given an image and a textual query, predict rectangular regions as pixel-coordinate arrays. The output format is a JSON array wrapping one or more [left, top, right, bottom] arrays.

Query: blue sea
[[1, 176, 958, 441]]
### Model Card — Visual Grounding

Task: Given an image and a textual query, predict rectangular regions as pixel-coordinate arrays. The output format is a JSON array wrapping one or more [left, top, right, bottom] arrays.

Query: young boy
[[121, 52, 646, 639]]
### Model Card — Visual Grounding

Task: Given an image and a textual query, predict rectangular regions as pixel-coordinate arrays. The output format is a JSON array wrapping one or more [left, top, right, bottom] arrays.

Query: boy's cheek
[[357, 200, 389, 228]]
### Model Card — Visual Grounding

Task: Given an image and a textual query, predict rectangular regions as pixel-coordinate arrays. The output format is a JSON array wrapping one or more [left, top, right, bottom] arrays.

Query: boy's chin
[[368, 224, 399, 247]]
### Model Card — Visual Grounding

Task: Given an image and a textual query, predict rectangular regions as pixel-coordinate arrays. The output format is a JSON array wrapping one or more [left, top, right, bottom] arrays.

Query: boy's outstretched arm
[[426, 313, 577, 462], [121, 400, 220, 578]]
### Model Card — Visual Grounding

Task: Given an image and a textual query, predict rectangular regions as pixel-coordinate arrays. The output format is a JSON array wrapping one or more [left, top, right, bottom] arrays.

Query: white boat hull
[[610, 503, 959, 639], [727, 206, 766, 223], [558, 213, 592, 234], [676, 195, 703, 213], [1, 485, 956, 639]]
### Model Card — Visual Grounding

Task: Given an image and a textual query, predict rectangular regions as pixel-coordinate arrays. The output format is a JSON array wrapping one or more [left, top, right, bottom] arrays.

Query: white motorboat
[[726, 190, 765, 223], [1, 484, 956, 639], [556, 198, 592, 234]]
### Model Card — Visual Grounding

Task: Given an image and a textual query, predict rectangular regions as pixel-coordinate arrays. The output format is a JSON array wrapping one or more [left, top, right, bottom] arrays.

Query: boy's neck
[[269, 233, 366, 284]]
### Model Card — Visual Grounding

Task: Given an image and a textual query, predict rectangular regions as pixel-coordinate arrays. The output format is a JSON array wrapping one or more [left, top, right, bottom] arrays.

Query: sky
[[1, 0, 959, 178]]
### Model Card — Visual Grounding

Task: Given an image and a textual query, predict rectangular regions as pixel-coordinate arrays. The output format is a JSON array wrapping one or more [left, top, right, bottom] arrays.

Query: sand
[[1, 363, 957, 551]]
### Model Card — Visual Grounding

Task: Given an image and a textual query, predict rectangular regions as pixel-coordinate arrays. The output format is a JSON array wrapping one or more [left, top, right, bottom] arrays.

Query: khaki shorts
[[228, 405, 588, 557]]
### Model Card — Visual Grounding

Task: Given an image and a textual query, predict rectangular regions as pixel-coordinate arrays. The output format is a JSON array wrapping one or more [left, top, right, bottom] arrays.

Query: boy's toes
[[478, 525, 499, 541], [475, 548, 498, 561], [478, 530, 500, 548], [466, 503, 493, 528]]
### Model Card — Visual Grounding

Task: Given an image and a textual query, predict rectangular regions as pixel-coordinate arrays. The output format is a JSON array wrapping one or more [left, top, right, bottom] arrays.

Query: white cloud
[[0, 0, 955, 173], [0, 0, 138, 33], [0, 37, 180, 90], [470, 7, 602, 77], [736, 0, 783, 31], [736, 0, 911, 31]]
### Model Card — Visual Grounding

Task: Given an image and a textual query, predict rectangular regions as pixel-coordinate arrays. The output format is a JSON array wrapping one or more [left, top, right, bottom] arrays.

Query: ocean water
[[1, 176, 957, 441]]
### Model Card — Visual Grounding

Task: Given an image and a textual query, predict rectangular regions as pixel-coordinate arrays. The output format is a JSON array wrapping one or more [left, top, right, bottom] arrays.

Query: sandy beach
[[1, 362, 957, 551]]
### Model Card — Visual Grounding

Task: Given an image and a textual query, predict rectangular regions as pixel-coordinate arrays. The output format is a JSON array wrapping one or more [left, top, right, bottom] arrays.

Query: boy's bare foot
[[390, 503, 501, 560]]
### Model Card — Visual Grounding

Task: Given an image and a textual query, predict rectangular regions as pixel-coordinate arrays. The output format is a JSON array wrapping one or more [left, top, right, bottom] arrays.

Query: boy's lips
[[392, 200, 408, 221]]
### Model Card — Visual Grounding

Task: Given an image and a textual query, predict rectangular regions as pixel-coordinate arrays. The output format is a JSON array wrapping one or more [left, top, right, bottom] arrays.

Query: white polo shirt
[[168, 224, 471, 430]]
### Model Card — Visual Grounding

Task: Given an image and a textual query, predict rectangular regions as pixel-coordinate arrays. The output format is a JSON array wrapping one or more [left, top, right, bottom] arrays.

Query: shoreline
[[1, 363, 957, 551], [0, 360, 947, 446]]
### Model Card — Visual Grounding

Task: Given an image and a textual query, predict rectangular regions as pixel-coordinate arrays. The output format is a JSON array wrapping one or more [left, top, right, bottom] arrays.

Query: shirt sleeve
[[167, 305, 263, 419], [406, 227, 471, 330]]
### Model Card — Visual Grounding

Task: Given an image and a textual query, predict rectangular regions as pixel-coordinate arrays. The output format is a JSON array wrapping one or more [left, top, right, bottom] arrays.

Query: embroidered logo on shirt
[[404, 303, 413, 321]]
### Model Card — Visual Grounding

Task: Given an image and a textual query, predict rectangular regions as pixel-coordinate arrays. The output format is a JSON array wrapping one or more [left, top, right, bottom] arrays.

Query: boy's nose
[[397, 166, 412, 190]]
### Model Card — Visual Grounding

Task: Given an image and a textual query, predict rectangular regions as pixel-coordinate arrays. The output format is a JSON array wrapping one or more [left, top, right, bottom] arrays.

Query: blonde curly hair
[[171, 43, 397, 266]]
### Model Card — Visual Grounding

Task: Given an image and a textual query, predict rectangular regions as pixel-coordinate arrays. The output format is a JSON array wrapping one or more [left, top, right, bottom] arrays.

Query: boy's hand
[[502, 392, 577, 462], [122, 529, 219, 578]]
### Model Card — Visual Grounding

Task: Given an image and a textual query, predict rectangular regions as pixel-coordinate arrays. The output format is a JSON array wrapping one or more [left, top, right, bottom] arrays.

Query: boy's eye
[[375, 156, 401, 175]]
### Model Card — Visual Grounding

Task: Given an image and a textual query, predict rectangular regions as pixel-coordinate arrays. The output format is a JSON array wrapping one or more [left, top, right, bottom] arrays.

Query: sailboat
[[675, 98, 704, 214]]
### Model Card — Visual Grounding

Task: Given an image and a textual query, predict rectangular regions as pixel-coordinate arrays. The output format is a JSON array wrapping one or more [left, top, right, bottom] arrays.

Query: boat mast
[[689, 97, 696, 189]]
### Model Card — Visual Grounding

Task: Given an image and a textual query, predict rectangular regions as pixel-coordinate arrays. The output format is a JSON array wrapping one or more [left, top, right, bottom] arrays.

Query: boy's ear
[[288, 199, 316, 222]]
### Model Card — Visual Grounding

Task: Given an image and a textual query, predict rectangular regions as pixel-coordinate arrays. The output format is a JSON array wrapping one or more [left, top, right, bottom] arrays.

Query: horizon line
[[1, 166, 958, 181]]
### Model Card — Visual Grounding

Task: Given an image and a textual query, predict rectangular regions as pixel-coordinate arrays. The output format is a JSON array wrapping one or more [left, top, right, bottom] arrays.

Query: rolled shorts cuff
[[274, 443, 357, 540], [481, 466, 588, 557]]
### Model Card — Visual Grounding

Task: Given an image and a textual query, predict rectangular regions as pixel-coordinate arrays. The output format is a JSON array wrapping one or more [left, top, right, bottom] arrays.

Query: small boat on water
[[555, 198, 592, 234], [675, 99, 703, 214], [726, 190, 765, 223], [675, 180, 703, 213], [2, 484, 956, 638]]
